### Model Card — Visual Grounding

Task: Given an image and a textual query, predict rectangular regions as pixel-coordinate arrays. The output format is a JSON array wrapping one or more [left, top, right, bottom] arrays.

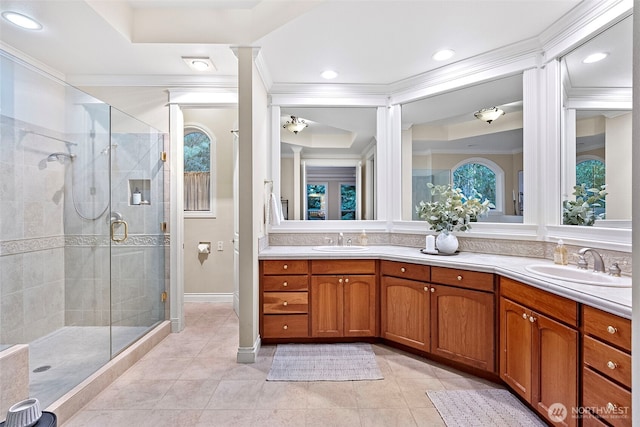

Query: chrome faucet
[[338, 232, 344, 246], [577, 248, 605, 273]]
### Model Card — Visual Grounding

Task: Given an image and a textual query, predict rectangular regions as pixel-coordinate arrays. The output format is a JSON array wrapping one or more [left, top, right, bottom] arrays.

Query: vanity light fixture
[[321, 70, 338, 80], [474, 107, 505, 124], [582, 52, 608, 64], [283, 116, 308, 134], [182, 56, 216, 72], [432, 49, 455, 61], [2, 11, 42, 30]]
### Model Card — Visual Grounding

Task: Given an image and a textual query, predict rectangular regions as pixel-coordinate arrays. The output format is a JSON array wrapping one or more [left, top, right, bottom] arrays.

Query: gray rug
[[427, 389, 546, 426], [267, 343, 384, 381]]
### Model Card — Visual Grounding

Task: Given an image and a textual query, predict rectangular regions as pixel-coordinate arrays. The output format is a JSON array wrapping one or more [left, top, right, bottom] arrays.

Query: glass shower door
[[109, 108, 166, 356]]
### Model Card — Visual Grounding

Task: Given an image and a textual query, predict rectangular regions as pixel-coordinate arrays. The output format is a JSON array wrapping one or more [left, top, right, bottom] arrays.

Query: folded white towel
[[268, 192, 283, 226]]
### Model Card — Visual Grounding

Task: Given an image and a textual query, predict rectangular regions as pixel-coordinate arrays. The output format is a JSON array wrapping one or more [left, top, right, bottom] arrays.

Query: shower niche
[[129, 179, 151, 205]]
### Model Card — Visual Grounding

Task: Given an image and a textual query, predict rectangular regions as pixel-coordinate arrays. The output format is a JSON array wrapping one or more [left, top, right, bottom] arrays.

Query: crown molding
[[66, 74, 238, 88], [0, 42, 66, 82]]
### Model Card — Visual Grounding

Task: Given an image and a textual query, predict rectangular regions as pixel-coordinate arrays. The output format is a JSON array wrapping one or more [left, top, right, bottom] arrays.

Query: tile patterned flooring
[[63, 303, 502, 426]]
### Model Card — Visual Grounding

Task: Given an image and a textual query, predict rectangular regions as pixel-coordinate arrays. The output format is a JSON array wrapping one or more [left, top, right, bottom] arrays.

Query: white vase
[[436, 231, 458, 254]]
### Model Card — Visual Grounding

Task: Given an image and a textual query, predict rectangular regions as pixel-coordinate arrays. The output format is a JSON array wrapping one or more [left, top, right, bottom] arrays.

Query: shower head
[[46, 152, 76, 163]]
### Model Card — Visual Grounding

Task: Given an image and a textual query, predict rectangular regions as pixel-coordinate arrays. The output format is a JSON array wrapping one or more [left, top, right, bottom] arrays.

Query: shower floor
[[29, 326, 148, 408]]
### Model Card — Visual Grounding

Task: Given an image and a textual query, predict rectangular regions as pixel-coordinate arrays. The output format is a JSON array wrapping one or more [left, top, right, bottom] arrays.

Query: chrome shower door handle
[[111, 219, 129, 242]]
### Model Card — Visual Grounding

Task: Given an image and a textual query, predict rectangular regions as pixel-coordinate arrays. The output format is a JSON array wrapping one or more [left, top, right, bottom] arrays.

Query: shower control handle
[[111, 220, 129, 243]]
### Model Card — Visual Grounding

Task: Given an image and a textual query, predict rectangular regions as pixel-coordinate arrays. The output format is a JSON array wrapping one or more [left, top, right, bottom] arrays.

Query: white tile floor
[[63, 303, 503, 426]]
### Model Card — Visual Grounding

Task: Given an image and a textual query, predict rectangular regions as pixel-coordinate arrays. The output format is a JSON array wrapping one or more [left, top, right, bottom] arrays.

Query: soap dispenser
[[359, 230, 368, 246], [553, 240, 568, 265]]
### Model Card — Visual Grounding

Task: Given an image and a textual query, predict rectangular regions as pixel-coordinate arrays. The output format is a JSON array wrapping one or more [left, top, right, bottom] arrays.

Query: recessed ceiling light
[[2, 11, 42, 30], [182, 56, 216, 72], [321, 70, 338, 80], [582, 52, 608, 64], [432, 49, 455, 61]]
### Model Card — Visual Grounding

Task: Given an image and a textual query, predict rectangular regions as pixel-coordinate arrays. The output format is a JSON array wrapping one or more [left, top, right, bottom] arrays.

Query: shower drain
[[33, 365, 51, 373]]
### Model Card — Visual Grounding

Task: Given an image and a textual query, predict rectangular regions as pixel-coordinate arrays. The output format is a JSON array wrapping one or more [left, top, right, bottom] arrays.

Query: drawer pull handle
[[283, 324, 288, 330], [606, 402, 617, 412], [424, 286, 429, 292], [283, 301, 288, 306], [457, 275, 463, 281], [529, 316, 536, 323], [522, 313, 528, 320], [283, 264, 288, 270], [401, 267, 406, 273], [607, 361, 618, 370], [283, 281, 288, 287], [607, 325, 617, 334]]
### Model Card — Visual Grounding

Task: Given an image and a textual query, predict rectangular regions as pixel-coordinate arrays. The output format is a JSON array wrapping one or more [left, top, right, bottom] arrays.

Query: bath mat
[[427, 389, 546, 426], [267, 343, 383, 381]]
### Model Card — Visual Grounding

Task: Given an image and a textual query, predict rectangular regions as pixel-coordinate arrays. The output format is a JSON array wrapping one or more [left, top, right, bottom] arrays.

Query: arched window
[[184, 126, 215, 216], [452, 158, 504, 212]]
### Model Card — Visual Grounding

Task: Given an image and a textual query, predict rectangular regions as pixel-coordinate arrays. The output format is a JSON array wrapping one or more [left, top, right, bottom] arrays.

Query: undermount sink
[[525, 264, 631, 287], [312, 245, 370, 252]]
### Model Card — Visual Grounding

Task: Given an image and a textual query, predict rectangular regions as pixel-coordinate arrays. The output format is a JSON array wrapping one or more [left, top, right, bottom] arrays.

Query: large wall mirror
[[561, 15, 632, 229], [400, 74, 524, 224], [279, 107, 377, 221]]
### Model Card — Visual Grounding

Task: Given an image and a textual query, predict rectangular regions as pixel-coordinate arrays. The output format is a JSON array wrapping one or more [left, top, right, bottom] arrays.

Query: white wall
[[183, 108, 237, 296], [605, 112, 632, 220]]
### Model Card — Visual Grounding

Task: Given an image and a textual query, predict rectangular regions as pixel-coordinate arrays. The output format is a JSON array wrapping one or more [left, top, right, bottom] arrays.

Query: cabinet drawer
[[431, 267, 494, 292], [262, 260, 308, 275], [263, 275, 308, 291], [583, 335, 631, 388], [583, 306, 631, 352], [263, 292, 308, 314], [311, 259, 376, 275], [500, 277, 577, 326], [582, 414, 612, 427], [582, 367, 631, 427], [380, 260, 430, 282], [263, 314, 309, 338]]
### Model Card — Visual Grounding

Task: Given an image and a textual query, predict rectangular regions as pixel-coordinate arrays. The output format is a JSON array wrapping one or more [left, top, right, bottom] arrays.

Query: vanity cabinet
[[380, 260, 431, 351], [260, 260, 310, 339], [500, 277, 578, 427], [380, 262, 495, 371], [310, 260, 377, 338], [581, 306, 632, 427]]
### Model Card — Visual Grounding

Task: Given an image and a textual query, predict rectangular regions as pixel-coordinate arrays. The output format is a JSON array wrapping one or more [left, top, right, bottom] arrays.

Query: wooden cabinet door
[[311, 275, 343, 337], [344, 274, 377, 337], [532, 313, 578, 427], [500, 297, 533, 402], [380, 276, 430, 352], [430, 285, 495, 372]]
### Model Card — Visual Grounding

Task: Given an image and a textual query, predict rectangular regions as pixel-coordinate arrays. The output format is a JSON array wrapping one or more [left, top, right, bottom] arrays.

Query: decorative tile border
[[0, 234, 170, 256]]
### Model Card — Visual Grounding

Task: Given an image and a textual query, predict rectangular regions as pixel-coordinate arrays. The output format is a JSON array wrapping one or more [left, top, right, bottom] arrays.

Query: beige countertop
[[259, 245, 632, 319]]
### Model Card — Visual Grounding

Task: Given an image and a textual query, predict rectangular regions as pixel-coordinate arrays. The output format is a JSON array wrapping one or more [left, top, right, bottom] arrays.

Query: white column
[[401, 126, 413, 220], [291, 145, 302, 220], [169, 103, 184, 332]]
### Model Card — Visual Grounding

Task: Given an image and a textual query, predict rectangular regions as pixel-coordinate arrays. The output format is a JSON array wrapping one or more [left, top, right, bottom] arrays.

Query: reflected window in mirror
[[184, 127, 214, 214], [401, 74, 524, 224], [280, 107, 376, 221], [561, 15, 632, 228]]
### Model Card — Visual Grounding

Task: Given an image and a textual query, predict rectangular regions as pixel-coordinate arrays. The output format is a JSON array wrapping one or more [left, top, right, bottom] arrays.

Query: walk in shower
[[0, 51, 167, 409]]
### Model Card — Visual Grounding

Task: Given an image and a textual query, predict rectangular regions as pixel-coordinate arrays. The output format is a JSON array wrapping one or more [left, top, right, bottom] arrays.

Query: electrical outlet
[[217, 241, 223, 251]]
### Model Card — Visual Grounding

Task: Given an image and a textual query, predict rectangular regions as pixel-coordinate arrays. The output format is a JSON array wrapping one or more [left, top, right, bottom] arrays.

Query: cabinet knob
[[607, 361, 618, 370], [283, 301, 288, 306], [606, 402, 618, 412], [522, 313, 528, 320], [283, 281, 288, 287], [283, 324, 288, 330], [457, 275, 463, 281], [339, 278, 343, 283], [283, 264, 288, 270], [430, 287, 435, 293], [424, 286, 429, 292], [401, 267, 406, 273], [607, 325, 617, 334], [345, 278, 349, 283], [529, 316, 536, 323]]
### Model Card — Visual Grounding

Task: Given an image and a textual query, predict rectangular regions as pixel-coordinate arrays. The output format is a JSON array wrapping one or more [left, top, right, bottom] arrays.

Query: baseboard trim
[[237, 335, 261, 364], [184, 293, 234, 303]]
